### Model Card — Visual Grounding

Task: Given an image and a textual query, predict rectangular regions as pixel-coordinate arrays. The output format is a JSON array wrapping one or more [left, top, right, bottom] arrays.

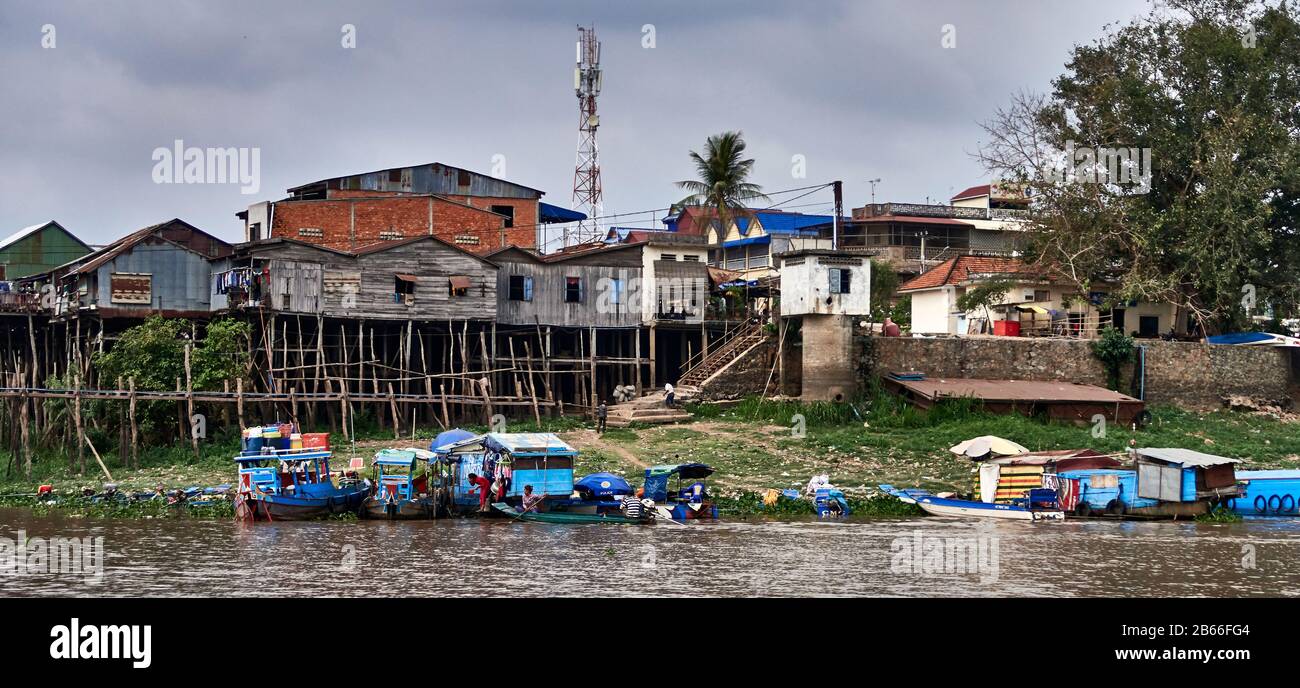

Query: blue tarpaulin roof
[[574, 472, 633, 498], [753, 212, 833, 234], [539, 202, 588, 224], [722, 235, 770, 248], [484, 432, 576, 456], [430, 428, 476, 454]]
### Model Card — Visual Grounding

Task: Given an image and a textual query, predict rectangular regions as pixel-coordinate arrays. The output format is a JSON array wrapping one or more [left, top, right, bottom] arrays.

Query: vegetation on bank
[[579, 388, 1299, 501], [3, 382, 1297, 519]]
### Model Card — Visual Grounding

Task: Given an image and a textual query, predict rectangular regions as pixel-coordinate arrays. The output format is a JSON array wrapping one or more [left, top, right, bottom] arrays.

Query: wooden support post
[[522, 341, 542, 428], [426, 375, 445, 429], [477, 377, 494, 425], [439, 382, 450, 429], [119, 376, 129, 467], [387, 383, 400, 440], [589, 327, 597, 412], [340, 381, 351, 444], [236, 377, 246, 433], [777, 317, 786, 394], [185, 343, 198, 458], [128, 377, 139, 469], [634, 327, 643, 397], [73, 375, 86, 475], [649, 323, 657, 389]]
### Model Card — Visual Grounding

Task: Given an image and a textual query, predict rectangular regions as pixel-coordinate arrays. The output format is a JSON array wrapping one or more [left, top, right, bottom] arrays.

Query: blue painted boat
[[432, 431, 577, 514], [234, 448, 366, 521], [1232, 470, 1300, 516], [880, 484, 1065, 521], [361, 448, 450, 519], [644, 463, 718, 522]]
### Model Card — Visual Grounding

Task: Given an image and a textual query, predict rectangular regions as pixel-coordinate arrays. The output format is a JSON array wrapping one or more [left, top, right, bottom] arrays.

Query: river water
[[1, 508, 1297, 597]]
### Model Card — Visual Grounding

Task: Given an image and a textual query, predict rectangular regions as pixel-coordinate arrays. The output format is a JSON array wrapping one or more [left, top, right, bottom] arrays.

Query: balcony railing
[[0, 292, 43, 313], [853, 203, 1031, 222]]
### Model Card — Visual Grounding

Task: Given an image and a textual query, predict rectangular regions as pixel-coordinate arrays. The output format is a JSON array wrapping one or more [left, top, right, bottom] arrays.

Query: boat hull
[[493, 502, 651, 525], [362, 496, 438, 520], [237, 488, 366, 521], [916, 496, 1064, 521]]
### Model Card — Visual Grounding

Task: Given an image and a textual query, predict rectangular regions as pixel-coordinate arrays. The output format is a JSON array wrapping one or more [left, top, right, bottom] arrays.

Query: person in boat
[[597, 400, 608, 433], [520, 484, 544, 513], [620, 492, 645, 520], [467, 472, 493, 512]]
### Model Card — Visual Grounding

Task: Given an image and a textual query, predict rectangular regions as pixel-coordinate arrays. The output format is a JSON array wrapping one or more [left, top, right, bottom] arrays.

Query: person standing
[[664, 382, 675, 409], [466, 472, 493, 512], [596, 400, 608, 433]]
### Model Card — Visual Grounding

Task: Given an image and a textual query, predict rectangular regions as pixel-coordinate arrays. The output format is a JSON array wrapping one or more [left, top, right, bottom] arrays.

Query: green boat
[[492, 502, 651, 525]]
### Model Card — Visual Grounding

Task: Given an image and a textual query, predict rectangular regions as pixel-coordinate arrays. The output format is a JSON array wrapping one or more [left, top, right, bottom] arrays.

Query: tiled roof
[[898, 256, 1035, 292], [951, 184, 991, 201]]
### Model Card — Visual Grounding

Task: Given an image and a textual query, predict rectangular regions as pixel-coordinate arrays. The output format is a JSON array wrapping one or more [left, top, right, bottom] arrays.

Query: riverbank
[[1, 394, 1296, 519]]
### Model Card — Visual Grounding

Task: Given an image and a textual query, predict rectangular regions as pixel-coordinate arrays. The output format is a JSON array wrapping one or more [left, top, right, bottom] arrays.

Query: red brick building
[[238, 162, 562, 255]]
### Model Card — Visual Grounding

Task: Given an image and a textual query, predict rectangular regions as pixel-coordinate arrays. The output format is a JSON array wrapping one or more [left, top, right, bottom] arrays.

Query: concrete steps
[[604, 391, 693, 427]]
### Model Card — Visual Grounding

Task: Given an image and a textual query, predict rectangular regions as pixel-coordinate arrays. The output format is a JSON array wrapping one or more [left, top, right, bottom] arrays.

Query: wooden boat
[[881, 484, 1065, 521], [492, 502, 651, 525], [234, 449, 366, 521], [643, 463, 719, 522], [361, 448, 448, 520]]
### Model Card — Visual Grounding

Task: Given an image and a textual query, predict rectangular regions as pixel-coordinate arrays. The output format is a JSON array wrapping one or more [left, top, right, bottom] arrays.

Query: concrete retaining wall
[[871, 336, 1297, 410]]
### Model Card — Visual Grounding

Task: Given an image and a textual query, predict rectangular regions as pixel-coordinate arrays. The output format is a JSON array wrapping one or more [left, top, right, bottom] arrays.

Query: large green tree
[[976, 0, 1300, 333], [676, 131, 771, 231]]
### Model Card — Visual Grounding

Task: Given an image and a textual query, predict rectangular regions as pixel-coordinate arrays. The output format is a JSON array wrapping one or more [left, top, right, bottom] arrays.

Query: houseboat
[[1059, 448, 1242, 519], [431, 431, 577, 515], [1232, 470, 1300, 516]]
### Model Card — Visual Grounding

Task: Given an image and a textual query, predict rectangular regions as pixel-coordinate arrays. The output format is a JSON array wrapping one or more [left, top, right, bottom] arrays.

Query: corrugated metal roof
[[898, 256, 1041, 292], [287, 162, 544, 199], [754, 212, 833, 234], [1137, 448, 1240, 467], [0, 222, 54, 251]]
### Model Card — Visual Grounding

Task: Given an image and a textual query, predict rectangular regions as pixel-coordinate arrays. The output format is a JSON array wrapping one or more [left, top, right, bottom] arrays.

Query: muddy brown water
[[1, 508, 1297, 597]]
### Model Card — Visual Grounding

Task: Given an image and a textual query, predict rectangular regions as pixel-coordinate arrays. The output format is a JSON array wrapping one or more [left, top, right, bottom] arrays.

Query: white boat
[[881, 485, 1065, 521]]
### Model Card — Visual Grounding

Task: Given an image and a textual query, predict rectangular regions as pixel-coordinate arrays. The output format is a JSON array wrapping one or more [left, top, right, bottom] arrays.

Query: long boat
[[234, 449, 367, 521], [492, 502, 651, 525], [881, 484, 1065, 521], [361, 448, 448, 520]]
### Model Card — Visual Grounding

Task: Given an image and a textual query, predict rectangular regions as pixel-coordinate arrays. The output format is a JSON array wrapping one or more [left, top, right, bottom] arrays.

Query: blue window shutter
[[524, 276, 534, 301], [829, 268, 841, 294]]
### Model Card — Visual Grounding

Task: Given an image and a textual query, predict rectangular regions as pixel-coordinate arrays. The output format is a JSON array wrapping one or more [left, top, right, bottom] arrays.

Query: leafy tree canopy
[[976, 0, 1300, 333]]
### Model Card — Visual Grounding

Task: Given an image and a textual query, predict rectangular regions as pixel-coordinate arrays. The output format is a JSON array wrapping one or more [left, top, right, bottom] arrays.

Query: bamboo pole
[[129, 377, 138, 468], [185, 343, 198, 458], [73, 374, 86, 474]]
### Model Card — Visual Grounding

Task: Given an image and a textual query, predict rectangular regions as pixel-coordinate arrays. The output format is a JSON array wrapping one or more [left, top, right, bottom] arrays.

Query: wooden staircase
[[676, 322, 769, 390]]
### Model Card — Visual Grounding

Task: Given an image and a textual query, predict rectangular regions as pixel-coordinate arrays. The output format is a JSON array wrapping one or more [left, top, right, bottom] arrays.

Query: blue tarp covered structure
[[430, 428, 476, 454], [539, 202, 588, 224], [574, 472, 633, 499]]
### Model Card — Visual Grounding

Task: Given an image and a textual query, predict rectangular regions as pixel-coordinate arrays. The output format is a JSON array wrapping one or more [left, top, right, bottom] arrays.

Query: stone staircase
[[605, 391, 693, 427], [677, 323, 769, 389]]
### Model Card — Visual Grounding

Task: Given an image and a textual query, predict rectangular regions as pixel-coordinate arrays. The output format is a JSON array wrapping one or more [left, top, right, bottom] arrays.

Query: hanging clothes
[[978, 463, 1001, 504]]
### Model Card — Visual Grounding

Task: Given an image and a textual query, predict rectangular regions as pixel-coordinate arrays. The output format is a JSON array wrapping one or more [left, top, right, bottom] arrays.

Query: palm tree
[[676, 131, 770, 233]]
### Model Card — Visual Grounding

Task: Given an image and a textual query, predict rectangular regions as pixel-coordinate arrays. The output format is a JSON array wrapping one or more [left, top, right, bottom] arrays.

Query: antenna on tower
[[570, 24, 603, 248]]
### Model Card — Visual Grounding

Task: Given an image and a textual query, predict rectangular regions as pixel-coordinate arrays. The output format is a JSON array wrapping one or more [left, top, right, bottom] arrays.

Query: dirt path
[[560, 428, 650, 470]]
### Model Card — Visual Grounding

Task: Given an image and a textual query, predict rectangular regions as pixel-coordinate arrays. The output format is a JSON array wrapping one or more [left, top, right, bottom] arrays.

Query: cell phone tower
[[570, 24, 603, 247]]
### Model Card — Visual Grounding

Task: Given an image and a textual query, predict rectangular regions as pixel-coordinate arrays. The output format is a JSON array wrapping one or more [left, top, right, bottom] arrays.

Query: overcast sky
[[0, 0, 1150, 247]]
